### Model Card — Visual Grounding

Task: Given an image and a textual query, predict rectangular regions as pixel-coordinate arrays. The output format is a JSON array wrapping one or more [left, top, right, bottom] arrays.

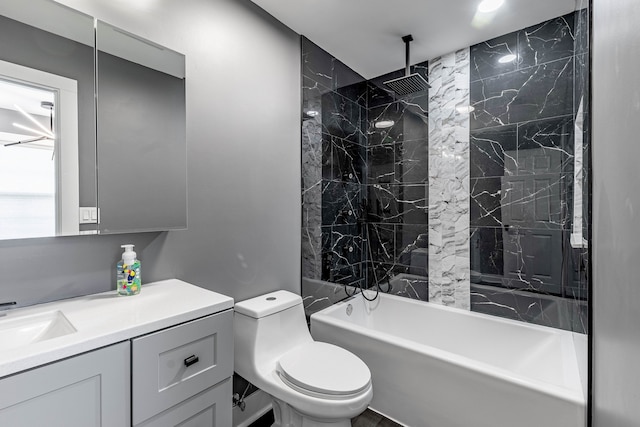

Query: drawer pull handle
[[184, 355, 199, 367]]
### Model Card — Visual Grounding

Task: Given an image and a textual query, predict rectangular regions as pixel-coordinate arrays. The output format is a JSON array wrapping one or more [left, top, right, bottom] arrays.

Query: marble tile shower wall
[[301, 37, 432, 309], [301, 38, 368, 302], [364, 64, 430, 301], [468, 11, 589, 332], [301, 9, 589, 332]]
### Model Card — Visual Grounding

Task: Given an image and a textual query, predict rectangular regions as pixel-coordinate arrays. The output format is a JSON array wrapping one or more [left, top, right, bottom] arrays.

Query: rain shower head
[[383, 35, 430, 97]]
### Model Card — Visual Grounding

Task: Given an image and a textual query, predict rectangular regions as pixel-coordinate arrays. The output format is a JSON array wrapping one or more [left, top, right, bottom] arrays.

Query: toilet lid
[[277, 342, 371, 397]]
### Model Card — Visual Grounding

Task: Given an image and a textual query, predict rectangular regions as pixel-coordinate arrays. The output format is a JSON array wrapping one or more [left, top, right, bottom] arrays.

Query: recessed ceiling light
[[374, 120, 395, 129], [478, 0, 505, 13], [306, 110, 319, 117], [498, 53, 517, 63]]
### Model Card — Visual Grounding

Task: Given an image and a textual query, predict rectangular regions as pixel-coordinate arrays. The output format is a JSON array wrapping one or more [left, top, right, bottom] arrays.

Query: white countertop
[[0, 279, 234, 378]]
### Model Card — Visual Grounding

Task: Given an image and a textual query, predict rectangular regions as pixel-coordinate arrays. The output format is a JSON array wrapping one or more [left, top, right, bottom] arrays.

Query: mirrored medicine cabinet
[[0, 0, 186, 240]]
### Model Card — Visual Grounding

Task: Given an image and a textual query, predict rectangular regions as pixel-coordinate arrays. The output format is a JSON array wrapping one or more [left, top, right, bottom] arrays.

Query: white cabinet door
[[136, 378, 232, 427], [0, 341, 131, 427]]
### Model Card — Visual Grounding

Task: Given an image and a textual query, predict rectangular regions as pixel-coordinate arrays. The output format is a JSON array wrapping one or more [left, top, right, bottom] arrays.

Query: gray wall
[[592, 0, 640, 425], [0, 0, 301, 307]]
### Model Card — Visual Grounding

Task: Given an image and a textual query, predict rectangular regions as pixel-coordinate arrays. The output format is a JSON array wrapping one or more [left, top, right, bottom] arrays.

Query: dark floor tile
[[352, 409, 402, 427]]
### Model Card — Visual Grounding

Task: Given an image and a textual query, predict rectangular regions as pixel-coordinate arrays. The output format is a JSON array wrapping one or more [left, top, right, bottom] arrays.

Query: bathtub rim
[[310, 291, 586, 407]]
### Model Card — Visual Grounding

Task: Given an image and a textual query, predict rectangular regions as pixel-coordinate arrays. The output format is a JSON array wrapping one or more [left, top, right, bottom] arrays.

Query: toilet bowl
[[234, 290, 372, 427]]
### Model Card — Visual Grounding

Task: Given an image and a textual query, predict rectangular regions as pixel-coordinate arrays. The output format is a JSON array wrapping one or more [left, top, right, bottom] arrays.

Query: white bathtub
[[310, 291, 586, 427]]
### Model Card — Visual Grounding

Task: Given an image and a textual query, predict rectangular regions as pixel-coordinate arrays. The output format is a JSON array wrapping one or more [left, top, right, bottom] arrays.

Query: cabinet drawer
[[132, 310, 233, 425], [135, 378, 232, 427]]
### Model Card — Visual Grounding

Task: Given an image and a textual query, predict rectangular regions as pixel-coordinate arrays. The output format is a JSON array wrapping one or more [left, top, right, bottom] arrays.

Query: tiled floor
[[249, 408, 401, 426], [352, 409, 403, 427]]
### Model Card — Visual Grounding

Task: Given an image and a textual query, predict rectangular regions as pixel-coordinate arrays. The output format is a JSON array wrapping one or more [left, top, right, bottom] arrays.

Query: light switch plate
[[79, 207, 99, 224]]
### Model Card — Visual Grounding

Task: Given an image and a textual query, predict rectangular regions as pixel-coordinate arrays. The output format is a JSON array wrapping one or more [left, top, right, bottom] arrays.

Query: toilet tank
[[234, 291, 313, 380]]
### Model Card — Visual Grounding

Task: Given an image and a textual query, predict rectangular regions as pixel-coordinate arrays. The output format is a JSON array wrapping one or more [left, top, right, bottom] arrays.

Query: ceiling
[[250, 0, 577, 79]]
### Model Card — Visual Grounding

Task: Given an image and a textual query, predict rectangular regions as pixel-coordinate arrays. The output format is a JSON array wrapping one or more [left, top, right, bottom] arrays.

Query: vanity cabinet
[[0, 308, 233, 427], [0, 341, 131, 427], [132, 310, 233, 426]]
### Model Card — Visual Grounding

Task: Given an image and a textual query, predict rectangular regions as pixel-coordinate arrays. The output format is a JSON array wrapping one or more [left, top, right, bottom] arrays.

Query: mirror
[[0, 0, 95, 240], [0, 0, 187, 240], [96, 21, 186, 234]]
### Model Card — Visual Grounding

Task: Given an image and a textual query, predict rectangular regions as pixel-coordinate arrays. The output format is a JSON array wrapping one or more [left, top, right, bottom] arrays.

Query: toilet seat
[[276, 341, 371, 399]]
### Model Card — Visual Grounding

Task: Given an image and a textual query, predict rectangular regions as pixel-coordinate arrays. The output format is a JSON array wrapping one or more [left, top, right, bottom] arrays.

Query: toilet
[[234, 290, 373, 427]]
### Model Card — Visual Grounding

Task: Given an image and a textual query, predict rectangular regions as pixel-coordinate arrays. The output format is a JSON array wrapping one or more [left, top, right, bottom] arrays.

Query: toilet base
[[271, 398, 351, 427]]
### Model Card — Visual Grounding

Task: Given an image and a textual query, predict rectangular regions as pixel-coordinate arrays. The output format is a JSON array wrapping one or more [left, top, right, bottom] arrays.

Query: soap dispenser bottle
[[117, 244, 141, 296]]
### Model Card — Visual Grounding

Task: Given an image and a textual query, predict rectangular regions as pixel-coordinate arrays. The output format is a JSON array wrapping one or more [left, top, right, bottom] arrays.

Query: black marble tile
[[320, 133, 333, 181], [518, 13, 575, 68], [323, 134, 365, 183], [412, 61, 429, 81], [367, 184, 400, 223], [333, 60, 367, 105], [388, 273, 429, 301], [470, 57, 574, 129], [302, 76, 325, 125], [366, 184, 428, 224], [367, 223, 395, 264], [302, 37, 367, 105], [302, 38, 333, 91], [470, 177, 503, 227], [517, 116, 574, 175], [470, 124, 518, 178], [321, 91, 364, 145], [471, 284, 568, 328], [322, 180, 361, 226], [400, 105, 429, 141], [368, 102, 405, 146], [301, 226, 322, 280], [332, 262, 363, 286], [470, 32, 519, 82], [500, 227, 565, 295], [470, 227, 504, 277], [329, 224, 364, 270], [368, 102, 428, 149], [364, 261, 395, 287], [396, 138, 429, 184], [367, 143, 396, 184], [336, 81, 367, 107], [367, 75, 401, 108], [398, 184, 429, 225], [364, 261, 429, 300], [502, 174, 572, 231], [396, 224, 429, 275], [401, 94, 429, 121]]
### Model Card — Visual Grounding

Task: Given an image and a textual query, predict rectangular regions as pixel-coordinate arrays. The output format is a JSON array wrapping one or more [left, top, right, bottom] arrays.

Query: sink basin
[[0, 310, 77, 351]]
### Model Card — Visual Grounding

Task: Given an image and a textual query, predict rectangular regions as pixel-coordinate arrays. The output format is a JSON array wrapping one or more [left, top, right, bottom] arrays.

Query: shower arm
[[403, 34, 413, 76]]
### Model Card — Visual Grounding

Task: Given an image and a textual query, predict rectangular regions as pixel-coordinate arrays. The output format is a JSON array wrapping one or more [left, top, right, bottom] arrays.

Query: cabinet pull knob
[[184, 355, 199, 367]]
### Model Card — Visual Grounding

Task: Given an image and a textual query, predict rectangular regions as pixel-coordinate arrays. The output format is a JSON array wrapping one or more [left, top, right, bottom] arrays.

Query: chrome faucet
[[0, 301, 17, 317]]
